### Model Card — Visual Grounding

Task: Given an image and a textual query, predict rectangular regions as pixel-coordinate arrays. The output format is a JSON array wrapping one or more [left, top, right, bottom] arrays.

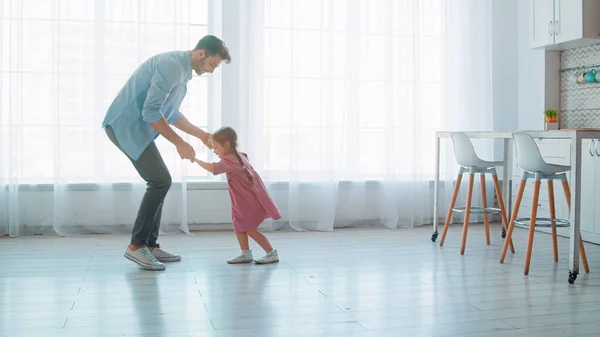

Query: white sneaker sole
[[124, 252, 166, 271], [254, 259, 279, 265], [154, 255, 182, 263], [227, 259, 254, 264]]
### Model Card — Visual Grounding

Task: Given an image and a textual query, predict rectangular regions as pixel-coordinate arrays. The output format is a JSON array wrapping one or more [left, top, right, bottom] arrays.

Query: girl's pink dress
[[213, 152, 282, 233]]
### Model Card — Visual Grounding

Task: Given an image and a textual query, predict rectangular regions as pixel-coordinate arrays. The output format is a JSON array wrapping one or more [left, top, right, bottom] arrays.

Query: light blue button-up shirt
[[102, 50, 193, 161]]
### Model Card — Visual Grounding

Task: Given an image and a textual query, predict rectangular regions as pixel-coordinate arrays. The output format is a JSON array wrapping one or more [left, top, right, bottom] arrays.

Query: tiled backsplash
[[560, 44, 600, 128]]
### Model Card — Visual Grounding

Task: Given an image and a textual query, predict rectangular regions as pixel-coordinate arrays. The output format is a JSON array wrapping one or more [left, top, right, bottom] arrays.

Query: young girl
[[194, 127, 281, 264]]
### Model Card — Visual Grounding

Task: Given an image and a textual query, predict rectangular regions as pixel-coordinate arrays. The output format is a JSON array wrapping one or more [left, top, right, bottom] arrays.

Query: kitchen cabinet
[[580, 139, 600, 244], [530, 0, 600, 50]]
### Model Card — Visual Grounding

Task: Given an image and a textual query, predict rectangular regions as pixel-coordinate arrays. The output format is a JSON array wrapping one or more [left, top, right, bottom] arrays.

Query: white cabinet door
[[531, 0, 556, 48], [594, 140, 600, 237], [580, 139, 596, 234], [554, 0, 583, 43]]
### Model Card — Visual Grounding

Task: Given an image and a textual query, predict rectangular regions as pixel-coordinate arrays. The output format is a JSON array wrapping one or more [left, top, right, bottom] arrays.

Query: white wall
[[491, 0, 519, 161], [517, 0, 546, 130]]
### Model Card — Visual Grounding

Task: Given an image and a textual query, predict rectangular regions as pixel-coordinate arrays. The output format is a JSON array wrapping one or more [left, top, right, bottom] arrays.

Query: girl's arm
[[194, 158, 215, 174]]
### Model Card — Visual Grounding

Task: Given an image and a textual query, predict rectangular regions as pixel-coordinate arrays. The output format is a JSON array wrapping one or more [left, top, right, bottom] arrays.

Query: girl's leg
[[236, 232, 250, 250], [248, 228, 278, 264], [227, 231, 253, 264], [247, 228, 273, 253]]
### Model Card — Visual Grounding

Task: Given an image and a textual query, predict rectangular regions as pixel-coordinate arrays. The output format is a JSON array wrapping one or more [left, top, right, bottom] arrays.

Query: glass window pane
[[22, 21, 54, 72], [189, 0, 208, 25], [264, 29, 292, 78], [265, 127, 292, 172], [264, 0, 292, 29], [359, 82, 386, 128], [57, 127, 95, 181], [293, 79, 322, 127], [22, 126, 54, 179], [295, 0, 322, 30], [22, 74, 54, 126], [293, 31, 322, 78], [359, 129, 386, 178], [264, 79, 292, 127]]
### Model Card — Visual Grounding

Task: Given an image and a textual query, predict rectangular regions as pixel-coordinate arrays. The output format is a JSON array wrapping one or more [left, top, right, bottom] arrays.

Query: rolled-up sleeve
[[141, 59, 182, 124], [168, 110, 185, 125]]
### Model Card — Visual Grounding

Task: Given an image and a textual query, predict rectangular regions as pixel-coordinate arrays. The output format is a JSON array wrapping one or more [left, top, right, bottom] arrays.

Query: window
[[257, 0, 444, 181], [1, 0, 214, 184]]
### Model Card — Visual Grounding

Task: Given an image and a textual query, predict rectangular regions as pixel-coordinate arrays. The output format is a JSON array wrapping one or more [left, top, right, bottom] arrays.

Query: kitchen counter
[[432, 129, 600, 284]]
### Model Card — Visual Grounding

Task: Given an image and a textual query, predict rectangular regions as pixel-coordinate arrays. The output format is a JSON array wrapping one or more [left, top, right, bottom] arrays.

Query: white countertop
[[435, 129, 600, 139]]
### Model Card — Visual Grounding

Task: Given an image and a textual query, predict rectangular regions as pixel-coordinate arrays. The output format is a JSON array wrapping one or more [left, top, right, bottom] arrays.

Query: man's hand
[[173, 117, 212, 148], [202, 134, 213, 149], [176, 141, 196, 161], [148, 118, 196, 161]]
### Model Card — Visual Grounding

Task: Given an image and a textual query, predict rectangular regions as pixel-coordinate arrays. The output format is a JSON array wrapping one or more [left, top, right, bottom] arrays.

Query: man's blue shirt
[[103, 51, 193, 161]]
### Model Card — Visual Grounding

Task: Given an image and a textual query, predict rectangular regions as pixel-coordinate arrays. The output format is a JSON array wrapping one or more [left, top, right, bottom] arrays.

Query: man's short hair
[[194, 35, 231, 63]]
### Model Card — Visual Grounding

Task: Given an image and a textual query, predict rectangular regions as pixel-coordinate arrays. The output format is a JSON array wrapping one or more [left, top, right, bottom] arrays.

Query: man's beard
[[195, 57, 207, 75]]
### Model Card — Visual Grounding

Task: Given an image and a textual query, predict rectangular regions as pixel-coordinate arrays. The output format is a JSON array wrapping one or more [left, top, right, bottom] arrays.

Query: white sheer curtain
[[1, 0, 218, 237], [237, 0, 494, 231], [2, 0, 495, 237]]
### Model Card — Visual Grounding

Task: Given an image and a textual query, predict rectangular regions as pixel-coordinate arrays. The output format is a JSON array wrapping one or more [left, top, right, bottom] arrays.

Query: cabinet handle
[[555, 20, 559, 35], [596, 139, 600, 157], [549, 21, 553, 36], [590, 139, 596, 157]]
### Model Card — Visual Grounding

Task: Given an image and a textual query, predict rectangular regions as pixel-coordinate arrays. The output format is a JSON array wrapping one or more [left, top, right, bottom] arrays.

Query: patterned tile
[[561, 44, 600, 69], [561, 109, 600, 128], [560, 44, 600, 128], [561, 87, 600, 110]]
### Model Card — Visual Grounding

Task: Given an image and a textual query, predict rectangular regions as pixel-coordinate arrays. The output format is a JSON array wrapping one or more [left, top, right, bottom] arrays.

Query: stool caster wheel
[[431, 232, 438, 242], [568, 272, 577, 284], [501, 228, 506, 239]]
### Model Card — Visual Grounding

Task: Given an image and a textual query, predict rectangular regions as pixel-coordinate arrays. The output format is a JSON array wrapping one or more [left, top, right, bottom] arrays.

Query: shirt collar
[[183, 51, 193, 81]]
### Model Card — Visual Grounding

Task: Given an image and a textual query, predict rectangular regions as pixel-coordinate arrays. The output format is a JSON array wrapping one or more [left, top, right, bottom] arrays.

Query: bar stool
[[440, 132, 515, 255], [499, 132, 590, 276]]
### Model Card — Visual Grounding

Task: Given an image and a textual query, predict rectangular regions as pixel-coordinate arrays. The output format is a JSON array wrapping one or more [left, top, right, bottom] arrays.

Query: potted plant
[[544, 108, 559, 130]]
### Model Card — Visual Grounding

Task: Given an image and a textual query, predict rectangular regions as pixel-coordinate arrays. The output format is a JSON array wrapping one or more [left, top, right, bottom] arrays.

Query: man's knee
[[152, 171, 172, 190], [160, 173, 172, 189]]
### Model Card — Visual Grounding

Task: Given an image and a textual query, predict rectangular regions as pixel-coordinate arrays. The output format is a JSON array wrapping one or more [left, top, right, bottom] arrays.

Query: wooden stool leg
[[562, 180, 571, 210], [460, 173, 475, 255], [547, 180, 559, 262], [480, 174, 490, 245], [562, 181, 590, 273], [492, 174, 515, 253], [524, 180, 542, 275], [500, 179, 526, 263], [580, 236, 590, 273], [440, 173, 463, 247]]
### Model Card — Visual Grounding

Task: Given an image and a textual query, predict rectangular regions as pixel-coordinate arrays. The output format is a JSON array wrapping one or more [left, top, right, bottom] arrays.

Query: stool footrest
[[514, 217, 570, 228], [452, 206, 501, 214]]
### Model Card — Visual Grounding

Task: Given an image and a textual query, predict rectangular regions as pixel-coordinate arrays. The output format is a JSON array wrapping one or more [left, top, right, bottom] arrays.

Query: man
[[102, 35, 231, 271]]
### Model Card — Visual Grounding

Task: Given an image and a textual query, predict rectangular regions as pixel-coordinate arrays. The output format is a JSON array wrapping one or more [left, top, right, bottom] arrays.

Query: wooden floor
[[1, 224, 600, 337]]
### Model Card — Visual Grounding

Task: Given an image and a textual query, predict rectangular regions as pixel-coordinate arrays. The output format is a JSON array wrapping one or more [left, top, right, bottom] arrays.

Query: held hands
[[176, 141, 196, 161], [201, 132, 213, 150]]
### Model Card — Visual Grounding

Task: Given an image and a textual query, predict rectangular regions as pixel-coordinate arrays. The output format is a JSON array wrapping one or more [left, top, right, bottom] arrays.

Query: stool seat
[[520, 163, 571, 175], [460, 160, 505, 170]]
